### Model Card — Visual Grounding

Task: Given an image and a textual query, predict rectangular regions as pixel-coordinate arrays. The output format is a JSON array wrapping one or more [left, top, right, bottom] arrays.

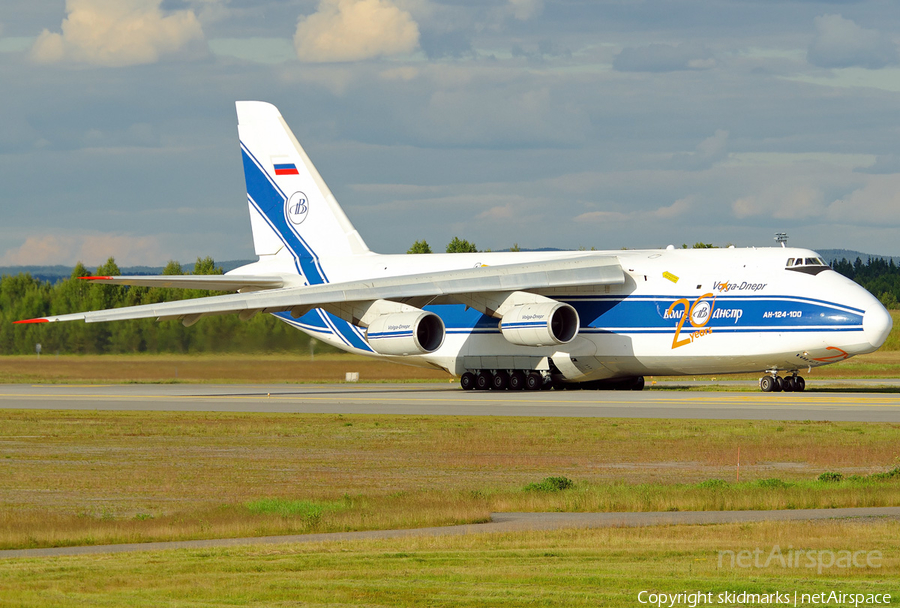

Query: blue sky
[[2, 0, 899, 266]]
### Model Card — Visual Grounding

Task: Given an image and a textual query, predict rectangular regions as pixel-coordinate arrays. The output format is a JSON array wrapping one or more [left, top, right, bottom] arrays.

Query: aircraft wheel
[[796, 376, 806, 392], [631, 376, 645, 391], [783, 376, 795, 392], [525, 372, 543, 391], [759, 376, 774, 392], [475, 371, 492, 390], [460, 372, 476, 390], [492, 370, 509, 390], [773, 376, 784, 392], [509, 371, 526, 391]]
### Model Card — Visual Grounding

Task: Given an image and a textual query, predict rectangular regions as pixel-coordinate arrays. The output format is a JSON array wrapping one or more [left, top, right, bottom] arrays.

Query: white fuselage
[[246, 246, 892, 380]]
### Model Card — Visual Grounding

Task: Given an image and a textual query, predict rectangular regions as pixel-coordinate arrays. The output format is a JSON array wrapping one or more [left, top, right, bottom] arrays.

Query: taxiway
[[0, 382, 898, 422]]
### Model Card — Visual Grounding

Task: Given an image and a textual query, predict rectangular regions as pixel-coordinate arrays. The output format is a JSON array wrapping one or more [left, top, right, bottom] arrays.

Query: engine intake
[[500, 302, 579, 347], [365, 311, 445, 356]]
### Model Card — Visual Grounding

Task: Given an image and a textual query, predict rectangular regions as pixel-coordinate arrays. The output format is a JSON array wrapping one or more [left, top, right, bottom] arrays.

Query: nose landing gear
[[759, 372, 805, 393]]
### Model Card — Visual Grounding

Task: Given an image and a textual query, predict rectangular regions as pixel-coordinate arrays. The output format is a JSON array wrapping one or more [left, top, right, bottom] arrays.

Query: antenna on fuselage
[[774, 232, 788, 248]]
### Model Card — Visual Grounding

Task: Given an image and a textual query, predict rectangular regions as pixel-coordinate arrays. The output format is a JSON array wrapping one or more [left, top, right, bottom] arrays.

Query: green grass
[[244, 498, 347, 519], [1, 521, 898, 607]]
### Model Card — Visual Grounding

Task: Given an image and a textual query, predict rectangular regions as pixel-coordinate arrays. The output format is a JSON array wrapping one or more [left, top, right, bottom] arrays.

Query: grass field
[[0, 353, 452, 384], [1, 520, 897, 606], [1, 411, 899, 551]]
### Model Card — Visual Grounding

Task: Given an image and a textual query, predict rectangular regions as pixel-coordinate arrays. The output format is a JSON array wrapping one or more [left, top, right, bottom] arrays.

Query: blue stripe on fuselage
[[274, 309, 374, 352], [419, 296, 864, 335]]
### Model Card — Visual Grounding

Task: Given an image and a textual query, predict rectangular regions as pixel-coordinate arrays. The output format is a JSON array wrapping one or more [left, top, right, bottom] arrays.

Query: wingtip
[[13, 318, 49, 324], [79, 276, 113, 281]]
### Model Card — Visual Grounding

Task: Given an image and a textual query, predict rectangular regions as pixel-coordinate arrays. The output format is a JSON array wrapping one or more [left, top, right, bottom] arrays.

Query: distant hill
[[816, 249, 900, 266], [0, 260, 255, 283]]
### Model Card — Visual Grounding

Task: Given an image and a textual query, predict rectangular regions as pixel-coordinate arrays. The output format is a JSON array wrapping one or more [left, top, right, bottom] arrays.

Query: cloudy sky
[[2, 0, 900, 266]]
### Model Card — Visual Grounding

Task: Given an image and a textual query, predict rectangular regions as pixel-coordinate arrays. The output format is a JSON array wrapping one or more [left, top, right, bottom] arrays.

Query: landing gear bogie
[[759, 373, 805, 393], [461, 370, 644, 391]]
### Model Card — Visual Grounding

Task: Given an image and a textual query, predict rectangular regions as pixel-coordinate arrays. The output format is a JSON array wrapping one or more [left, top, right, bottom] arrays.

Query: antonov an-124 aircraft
[[17, 102, 893, 392]]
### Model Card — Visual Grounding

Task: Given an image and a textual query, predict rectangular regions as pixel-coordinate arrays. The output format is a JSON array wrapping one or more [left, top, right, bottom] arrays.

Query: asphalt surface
[[2, 507, 898, 559], [0, 381, 899, 421]]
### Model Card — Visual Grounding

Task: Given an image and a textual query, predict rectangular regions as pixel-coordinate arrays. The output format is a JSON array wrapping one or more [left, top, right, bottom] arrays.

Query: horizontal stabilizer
[[16, 256, 623, 325]]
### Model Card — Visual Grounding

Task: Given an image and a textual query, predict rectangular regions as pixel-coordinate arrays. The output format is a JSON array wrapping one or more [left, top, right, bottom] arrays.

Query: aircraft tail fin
[[236, 101, 370, 285]]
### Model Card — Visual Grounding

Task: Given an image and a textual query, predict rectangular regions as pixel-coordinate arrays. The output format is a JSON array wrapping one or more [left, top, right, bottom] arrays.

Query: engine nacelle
[[365, 311, 445, 356], [500, 302, 579, 347]]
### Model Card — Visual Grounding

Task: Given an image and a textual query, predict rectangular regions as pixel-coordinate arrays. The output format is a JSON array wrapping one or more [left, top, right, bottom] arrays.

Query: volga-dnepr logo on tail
[[286, 191, 309, 225]]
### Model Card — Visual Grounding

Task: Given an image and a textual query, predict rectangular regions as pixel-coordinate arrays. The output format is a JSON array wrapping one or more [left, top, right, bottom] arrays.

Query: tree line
[[830, 257, 900, 309], [0, 257, 334, 356]]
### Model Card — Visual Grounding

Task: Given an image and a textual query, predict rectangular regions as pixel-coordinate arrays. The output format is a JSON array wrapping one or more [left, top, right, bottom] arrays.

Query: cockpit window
[[786, 256, 830, 274], [786, 257, 828, 268]]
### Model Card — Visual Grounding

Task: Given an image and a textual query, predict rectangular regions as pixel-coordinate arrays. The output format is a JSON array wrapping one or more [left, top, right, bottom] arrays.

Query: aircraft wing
[[79, 275, 284, 290], [15, 256, 623, 325]]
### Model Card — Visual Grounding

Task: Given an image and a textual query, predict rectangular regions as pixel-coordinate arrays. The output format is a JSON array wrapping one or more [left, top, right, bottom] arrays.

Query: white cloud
[[613, 42, 715, 72], [294, 0, 420, 63], [651, 197, 692, 220], [574, 210, 630, 223], [826, 174, 900, 225], [509, 0, 543, 21], [574, 199, 692, 224], [670, 130, 729, 170], [732, 185, 826, 220], [31, 0, 205, 67], [476, 203, 516, 221], [0, 233, 167, 266], [808, 14, 898, 69]]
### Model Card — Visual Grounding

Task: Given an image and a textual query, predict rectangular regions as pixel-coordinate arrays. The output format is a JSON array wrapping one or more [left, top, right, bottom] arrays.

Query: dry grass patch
[[1, 411, 899, 550], [0, 353, 450, 384]]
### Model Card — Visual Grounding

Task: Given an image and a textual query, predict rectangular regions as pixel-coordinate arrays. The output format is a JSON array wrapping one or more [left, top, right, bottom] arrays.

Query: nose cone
[[864, 300, 893, 351]]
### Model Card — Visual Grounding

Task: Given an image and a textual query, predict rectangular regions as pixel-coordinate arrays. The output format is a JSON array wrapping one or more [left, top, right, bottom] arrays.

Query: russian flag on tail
[[274, 162, 299, 176]]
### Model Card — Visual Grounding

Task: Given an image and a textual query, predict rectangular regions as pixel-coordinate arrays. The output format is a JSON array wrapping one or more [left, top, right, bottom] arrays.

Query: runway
[[1, 382, 899, 421]]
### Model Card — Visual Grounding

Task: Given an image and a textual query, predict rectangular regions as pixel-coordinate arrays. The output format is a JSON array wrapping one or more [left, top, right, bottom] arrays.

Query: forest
[[0, 257, 326, 356], [1, 253, 898, 355], [829, 257, 900, 309]]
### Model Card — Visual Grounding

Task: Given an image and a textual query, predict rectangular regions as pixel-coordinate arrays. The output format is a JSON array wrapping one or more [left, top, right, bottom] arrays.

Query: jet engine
[[365, 311, 445, 356], [500, 302, 579, 347]]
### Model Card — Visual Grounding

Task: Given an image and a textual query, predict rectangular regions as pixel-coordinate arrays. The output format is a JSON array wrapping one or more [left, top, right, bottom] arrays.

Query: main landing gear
[[460, 370, 646, 391], [759, 372, 806, 393], [461, 370, 547, 391]]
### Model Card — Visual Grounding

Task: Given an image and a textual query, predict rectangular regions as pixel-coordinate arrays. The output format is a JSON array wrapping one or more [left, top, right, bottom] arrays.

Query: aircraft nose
[[863, 299, 893, 350]]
